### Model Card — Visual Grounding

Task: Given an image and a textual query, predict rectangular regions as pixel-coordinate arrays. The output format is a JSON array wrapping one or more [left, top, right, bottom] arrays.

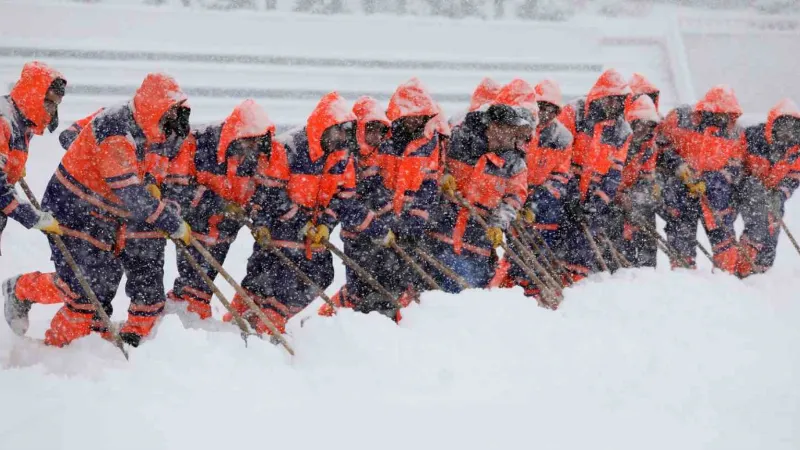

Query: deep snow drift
[[0, 267, 798, 450]]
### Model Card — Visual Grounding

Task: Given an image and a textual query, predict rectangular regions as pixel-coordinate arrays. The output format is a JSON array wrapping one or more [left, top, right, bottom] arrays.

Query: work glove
[[652, 182, 662, 201], [225, 203, 246, 219], [251, 226, 271, 248], [518, 207, 536, 224], [145, 184, 162, 200], [686, 180, 706, 198], [486, 226, 504, 248], [380, 230, 396, 248], [33, 212, 62, 235], [677, 164, 706, 198], [171, 221, 192, 246], [440, 174, 457, 197], [306, 224, 330, 246]]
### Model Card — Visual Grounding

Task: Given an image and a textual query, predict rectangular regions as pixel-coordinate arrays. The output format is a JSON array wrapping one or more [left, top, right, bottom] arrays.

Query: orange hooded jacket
[[743, 98, 800, 198], [48, 73, 188, 250], [1, 62, 66, 229], [255, 92, 384, 252], [620, 95, 661, 192], [659, 85, 745, 175], [560, 69, 632, 202], [377, 78, 442, 219]]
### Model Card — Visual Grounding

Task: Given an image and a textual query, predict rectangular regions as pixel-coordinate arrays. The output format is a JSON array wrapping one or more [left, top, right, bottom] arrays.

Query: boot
[[44, 306, 93, 347], [250, 306, 287, 335], [222, 293, 250, 323], [488, 258, 515, 288], [317, 289, 355, 316], [713, 246, 739, 274], [119, 314, 159, 348], [168, 289, 212, 320], [3, 275, 32, 336]]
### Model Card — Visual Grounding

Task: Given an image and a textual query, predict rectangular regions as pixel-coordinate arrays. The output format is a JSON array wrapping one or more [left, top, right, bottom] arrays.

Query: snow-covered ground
[[1, 134, 800, 449]]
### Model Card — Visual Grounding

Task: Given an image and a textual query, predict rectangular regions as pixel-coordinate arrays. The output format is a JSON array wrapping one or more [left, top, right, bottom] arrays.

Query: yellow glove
[[170, 221, 192, 246], [21, 167, 26, 178], [225, 203, 246, 219], [687, 180, 706, 198], [486, 226, 504, 248], [652, 183, 662, 200], [33, 212, 62, 235], [307, 224, 330, 246], [440, 174, 457, 197], [381, 230, 396, 248], [676, 164, 693, 184], [146, 184, 162, 200], [251, 226, 271, 247], [519, 208, 536, 224]]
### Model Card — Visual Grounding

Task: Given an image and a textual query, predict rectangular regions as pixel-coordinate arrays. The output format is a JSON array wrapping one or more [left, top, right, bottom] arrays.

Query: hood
[[586, 68, 631, 113], [766, 98, 800, 145], [494, 78, 539, 124], [469, 77, 501, 112], [9, 61, 66, 135], [132, 73, 189, 144], [625, 94, 660, 123], [307, 91, 357, 162], [629, 73, 658, 95], [694, 85, 743, 117], [218, 99, 276, 164], [424, 103, 451, 138], [534, 79, 563, 108], [386, 77, 439, 122], [353, 95, 390, 148]]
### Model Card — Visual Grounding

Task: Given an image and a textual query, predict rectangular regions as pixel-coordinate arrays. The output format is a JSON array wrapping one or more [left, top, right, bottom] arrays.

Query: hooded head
[[9, 61, 66, 135], [486, 79, 539, 153], [353, 96, 391, 150], [218, 99, 276, 164], [629, 73, 660, 110], [694, 85, 742, 117], [694, 85, 742, 129], [424, 105, 451, 140], [469, 77, 502, 112], [766, 98, 800, 146], [626, 95, 660, 144], [387, 78, 439, 144], [586, 68, 632, 119], [132, 73, 189, 144], [494, 78, 539, 127], [306, 92, 357, 162], [534, 79, 563, 125], [626, 94, 660, 124], [534, 79, 563, 108]]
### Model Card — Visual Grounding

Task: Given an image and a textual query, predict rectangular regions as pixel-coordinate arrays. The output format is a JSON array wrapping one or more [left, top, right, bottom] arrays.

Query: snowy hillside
[[1, 135, 800, 450]]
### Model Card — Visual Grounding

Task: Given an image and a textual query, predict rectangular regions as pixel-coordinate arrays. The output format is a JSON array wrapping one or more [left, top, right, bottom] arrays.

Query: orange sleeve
[[264, 142, 291, 181], [0, 121, 11, 173], [558, 105, 577, 138]]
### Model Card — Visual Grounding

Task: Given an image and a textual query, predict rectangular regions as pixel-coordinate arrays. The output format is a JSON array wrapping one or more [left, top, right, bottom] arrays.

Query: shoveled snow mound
[[0, 268, 798, 450]]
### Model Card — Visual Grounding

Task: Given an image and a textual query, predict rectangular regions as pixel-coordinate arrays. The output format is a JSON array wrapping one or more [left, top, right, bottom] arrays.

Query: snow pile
[[0, 267, 798, 450]]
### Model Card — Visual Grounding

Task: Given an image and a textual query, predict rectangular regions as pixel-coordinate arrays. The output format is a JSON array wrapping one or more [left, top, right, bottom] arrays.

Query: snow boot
[[167, 289, 212, 320], [222, 293, 250, 323], [3, 275, 32, 336], [44, 306, 94, 347], [119, 315, 159, 348]]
